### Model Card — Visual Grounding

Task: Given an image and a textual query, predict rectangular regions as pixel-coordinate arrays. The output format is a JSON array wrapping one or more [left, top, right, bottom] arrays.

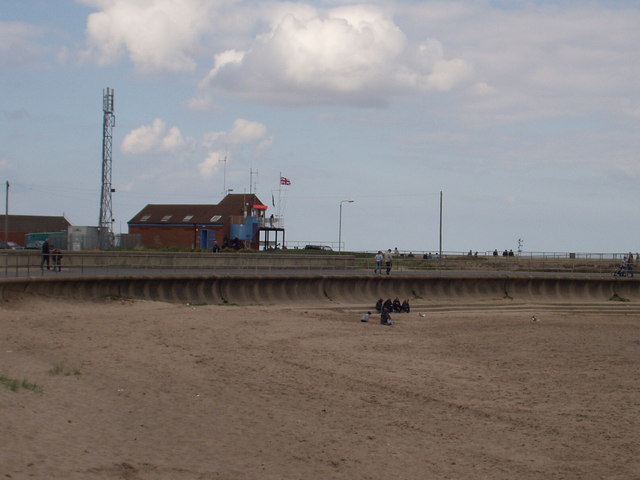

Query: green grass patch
[[609, 293, 630, 302], [0, 374, 43, 394]]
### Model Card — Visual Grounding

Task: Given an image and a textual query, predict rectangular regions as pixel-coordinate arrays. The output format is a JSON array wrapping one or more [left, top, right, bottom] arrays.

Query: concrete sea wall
[[1, 275, 639, 305]]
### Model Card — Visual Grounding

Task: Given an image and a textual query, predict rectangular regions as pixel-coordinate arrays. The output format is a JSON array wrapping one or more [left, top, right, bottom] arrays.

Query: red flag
[[280, 176, 291, 185]]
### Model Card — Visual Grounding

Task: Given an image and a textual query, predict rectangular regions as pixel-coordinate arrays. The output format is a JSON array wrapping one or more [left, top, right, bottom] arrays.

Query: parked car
[[304, 244, 333, 251], [0, 241, 24, 249]]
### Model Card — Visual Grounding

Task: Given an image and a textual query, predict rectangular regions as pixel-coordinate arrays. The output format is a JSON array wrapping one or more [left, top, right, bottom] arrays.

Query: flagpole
[[278, 172, 283, 217]]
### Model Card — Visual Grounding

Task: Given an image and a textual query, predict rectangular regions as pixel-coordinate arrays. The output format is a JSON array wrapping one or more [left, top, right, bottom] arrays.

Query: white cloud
[[208, 49, 245, 78], [162, 126, 188, 152], [121, 118, 192, 154], [197, 150, 224, 178], [203, 118, 272, 148], [120, 116, 270, 180], [199, 118, 273, 177], [398, 3, 640, 121], [77, 1, 478, 106], [82, 0, 217, 72], [202, 4, 473, 106], [80, 0, 261, 71], [78, 1, 640, 118], [228, 118, 269, 145]]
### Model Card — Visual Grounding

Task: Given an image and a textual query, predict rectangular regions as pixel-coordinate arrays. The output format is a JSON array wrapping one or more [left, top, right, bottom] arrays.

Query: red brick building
[[128, 194, 283, 250], [0, 215, 71, 247]]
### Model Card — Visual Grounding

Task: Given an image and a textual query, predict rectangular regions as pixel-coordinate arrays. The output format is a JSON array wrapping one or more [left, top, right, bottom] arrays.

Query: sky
[[1, 0, 639, 254]]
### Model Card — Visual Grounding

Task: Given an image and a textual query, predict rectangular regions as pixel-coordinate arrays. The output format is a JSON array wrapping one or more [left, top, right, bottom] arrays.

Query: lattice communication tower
[[99, 87, 115, 250], [98, 87, 116, 250]]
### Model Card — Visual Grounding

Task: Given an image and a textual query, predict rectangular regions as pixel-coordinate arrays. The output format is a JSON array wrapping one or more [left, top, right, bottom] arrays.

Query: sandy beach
[[1, 295, 639, 479]]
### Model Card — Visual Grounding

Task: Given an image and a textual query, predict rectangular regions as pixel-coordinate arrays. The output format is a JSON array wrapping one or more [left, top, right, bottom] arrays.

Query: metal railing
[[357, 250, 638, 261], [230, 216, 285, 229], [0, 250, 631, 278], [354, 254, 627, 276], [0, 250, 358, 278]]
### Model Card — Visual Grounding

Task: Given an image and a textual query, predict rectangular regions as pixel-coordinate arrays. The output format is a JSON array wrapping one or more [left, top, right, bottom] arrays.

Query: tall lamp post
[[4, 181, 9, 244], [338, 200, 354, 253]]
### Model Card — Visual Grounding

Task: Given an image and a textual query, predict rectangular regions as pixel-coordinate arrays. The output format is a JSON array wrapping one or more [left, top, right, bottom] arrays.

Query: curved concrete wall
[[1, 275, 639, 304]]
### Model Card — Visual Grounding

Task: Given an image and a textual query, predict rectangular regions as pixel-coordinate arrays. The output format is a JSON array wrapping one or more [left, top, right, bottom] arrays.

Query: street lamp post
[[338, 200, 354, 253]]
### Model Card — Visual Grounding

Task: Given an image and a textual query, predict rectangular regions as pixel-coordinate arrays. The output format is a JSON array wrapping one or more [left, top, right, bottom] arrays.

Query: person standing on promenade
[[40, 238, 50, 270], [383, 249, 393, 275], [51, 246, 62, 272], [374, 251, 383, 274]]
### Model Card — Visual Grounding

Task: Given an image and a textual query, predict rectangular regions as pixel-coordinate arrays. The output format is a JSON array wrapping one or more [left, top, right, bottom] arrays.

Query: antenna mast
[[99, 87, 115, 250], [250, 168, 258, 194], [221, 153, 228, 195]]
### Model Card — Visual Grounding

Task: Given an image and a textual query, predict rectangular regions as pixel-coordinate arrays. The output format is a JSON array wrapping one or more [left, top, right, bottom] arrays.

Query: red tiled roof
[[0, 215, 71, 233], [128, 194, 266, 225]]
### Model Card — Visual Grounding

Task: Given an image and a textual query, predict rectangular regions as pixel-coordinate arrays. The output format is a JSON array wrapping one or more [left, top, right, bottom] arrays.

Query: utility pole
[[4, 181, 8, 243], [99, 87, 115, 250], [439, 190, 443, 258]]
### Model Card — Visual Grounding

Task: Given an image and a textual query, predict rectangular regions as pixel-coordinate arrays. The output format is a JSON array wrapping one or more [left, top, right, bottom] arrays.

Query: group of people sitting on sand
[[361, 297, 412, 325], [367, 297, 409, 325], [376, 297, 410, 314]]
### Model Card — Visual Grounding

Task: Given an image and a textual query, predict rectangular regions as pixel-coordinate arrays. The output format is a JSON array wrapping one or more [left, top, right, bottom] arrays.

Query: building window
[[210, 215, 222, 222], [140, 215, 151, 222], [183, 215, 194, 222], [161, 215, 172, 222]]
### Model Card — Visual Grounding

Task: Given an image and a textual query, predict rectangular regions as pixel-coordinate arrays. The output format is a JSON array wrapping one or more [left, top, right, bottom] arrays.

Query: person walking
[[40, 238, 50, 270], [383, 249, 393, 275], [374, 251, 383, 274]]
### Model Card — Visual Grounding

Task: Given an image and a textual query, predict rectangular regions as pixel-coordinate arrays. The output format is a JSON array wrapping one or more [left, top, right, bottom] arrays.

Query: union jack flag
[[280, 176, 291, 185]]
